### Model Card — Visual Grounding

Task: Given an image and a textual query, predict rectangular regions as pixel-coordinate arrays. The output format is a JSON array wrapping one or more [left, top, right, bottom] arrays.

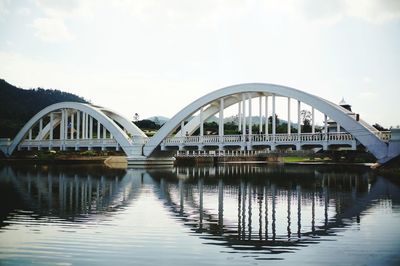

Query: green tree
[[300, 109, 312, 133]]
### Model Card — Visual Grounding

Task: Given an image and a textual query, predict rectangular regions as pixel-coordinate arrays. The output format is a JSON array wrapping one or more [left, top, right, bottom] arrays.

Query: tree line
[[0, 79, 87, 138]]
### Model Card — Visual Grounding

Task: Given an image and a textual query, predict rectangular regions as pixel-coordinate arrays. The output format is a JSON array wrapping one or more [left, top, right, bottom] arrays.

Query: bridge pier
[[351, 140, 357, 150], [322, 143, 328, 151], [246, 143, 252, 150], [384, 129, 400, 163]]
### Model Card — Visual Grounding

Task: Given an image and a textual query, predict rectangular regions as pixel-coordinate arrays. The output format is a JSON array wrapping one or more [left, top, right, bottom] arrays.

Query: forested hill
[[0, 79, 88, 139]]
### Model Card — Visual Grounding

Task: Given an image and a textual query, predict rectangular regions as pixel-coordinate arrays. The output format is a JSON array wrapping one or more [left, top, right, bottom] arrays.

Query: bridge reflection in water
[[0, 164, 398, 259]]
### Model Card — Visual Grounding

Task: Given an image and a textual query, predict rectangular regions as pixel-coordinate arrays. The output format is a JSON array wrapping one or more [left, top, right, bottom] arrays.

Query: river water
[[0, 163, 399, 265]]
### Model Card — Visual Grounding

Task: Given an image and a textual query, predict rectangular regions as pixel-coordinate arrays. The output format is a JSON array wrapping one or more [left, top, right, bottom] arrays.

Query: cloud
[[362, 76, 372, 84], [307, 0, 400, 24], [345, 0, 400, 23], [360, 90, 378, 99], [17, 7, 31, 16], [36, 0, 80, 16], [0, 0, 10, 15], [300, 0, 344, 26], [31, 17, 74, 42]]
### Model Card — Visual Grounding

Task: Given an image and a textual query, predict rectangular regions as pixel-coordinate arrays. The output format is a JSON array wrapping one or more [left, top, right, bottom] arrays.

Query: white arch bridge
[[1, 83, 399, 165]]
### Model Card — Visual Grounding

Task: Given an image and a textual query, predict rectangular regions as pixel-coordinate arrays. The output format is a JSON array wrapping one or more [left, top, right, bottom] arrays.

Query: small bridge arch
[[6, 102, 148, 156]]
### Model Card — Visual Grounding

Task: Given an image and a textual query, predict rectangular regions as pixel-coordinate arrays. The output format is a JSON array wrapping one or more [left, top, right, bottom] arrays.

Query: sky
[[0, 0, 399, 128]]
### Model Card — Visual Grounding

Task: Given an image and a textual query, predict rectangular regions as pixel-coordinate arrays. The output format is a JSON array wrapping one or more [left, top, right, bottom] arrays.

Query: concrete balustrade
[[162, 132, 357, 151]]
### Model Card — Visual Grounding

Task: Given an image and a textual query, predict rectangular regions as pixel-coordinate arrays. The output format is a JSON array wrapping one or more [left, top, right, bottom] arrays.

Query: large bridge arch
[[144, 83, 388, 162], [7, 102, 147, 156]]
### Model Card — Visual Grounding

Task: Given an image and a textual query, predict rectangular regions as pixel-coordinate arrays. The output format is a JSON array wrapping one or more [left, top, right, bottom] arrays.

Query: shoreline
[[1, 156, 398, 175], [0, 156, 374, 167], [0, 157, 108, 164]]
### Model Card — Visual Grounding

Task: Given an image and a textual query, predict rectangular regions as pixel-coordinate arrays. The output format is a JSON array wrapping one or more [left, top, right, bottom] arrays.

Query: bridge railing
[[163, 132, 355, 145], [20, 139, 118, 147]]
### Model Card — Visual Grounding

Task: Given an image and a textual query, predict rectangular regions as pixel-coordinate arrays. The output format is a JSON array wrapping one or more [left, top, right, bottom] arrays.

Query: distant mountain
[[0, 79, 88, 139], [146, 116, 169, 126], [223, 115, 294, 126]]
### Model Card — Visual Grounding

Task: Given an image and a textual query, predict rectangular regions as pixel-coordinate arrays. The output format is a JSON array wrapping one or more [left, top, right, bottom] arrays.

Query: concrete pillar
[[181, 121, 185, 137], [242, 94, 246, 136], [60, 110, 64, 140], [103, 126, 106, 139], [29, 128, 32, 140], [219, 98, 224, 137], [64, 110, 68, 140], [76, 111, 80, 140], [297, 100, 301, 138], [50, 113, 54, 140], [287, 97, 291, 135], [351, 140, 356, 150], [265, 96, 268, 136], [248, 95, 252, 136], [85, 113, 89, 139], [238, 99, 242, 132], [337, 122, 341, 133], [312, 107, 315, 134], [39, 118, 43, 134], [97, 120, 100, 139], [259, 96, 263, 134], [82, 112, 85, 139], [71, 112, 74, 140], [200, 107, 204, 137], [89, 116, 93, 139], [272, 94, 276, 139], [324, 114, 328, 140]]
